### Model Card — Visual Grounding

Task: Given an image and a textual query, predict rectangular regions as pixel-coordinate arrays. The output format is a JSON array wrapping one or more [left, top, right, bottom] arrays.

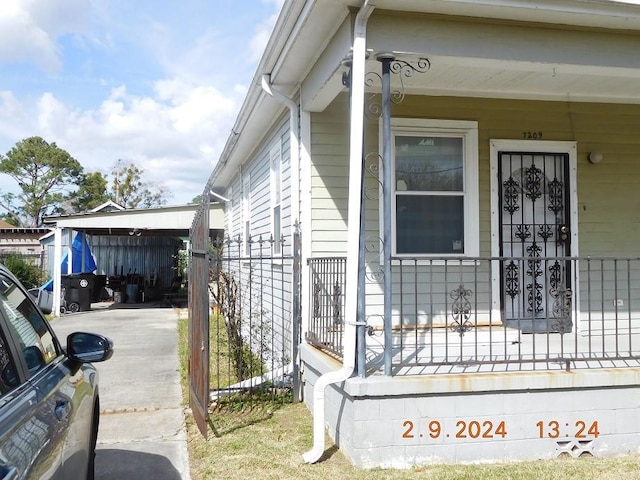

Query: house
[[0, 221, 50, 268], [200, 0, 640, 468]]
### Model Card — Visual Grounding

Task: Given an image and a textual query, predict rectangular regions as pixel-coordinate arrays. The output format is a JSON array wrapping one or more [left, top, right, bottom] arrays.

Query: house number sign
[[522, 131, 543, 139], [401, 418, 600, 440]]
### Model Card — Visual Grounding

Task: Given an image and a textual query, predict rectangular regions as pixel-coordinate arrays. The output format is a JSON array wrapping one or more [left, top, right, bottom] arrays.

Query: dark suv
[[0, 264, 113, 479]]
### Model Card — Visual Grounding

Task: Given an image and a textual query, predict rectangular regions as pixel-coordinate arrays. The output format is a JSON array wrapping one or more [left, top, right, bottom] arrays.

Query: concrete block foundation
[[301, 344, 640, 468]]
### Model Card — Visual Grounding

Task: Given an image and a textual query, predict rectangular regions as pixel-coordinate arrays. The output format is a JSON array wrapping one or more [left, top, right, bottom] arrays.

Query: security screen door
[[498, 152, 573, 333]]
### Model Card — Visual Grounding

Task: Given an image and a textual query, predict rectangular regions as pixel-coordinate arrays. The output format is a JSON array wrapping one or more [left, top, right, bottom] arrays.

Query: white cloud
[[19, 80, 240, 204], [0, 0, 90, 72], [0, 91, 30, 138], [249, 2, 284, 63], [0, 0, 286, 205]]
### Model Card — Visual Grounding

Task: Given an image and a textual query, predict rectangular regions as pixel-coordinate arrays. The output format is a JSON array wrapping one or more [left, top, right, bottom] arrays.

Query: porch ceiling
[[211, 0, 640, 187], [360, 55, 640, 104], [347, 0, 640, 31]]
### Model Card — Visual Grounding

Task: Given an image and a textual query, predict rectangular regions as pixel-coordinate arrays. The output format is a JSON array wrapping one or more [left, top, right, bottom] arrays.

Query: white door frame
[[489, 140, 580, 329]]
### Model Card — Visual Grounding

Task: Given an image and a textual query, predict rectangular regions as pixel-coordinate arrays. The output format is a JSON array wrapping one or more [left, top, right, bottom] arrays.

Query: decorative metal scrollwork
[[362, 56, 431, 118], [449, 284, 473, 336], [526, 243, 542, 264], [515, 224, 531, 241], [503, 177, 520, 214], [312, 282, 321, 319], [332, 281, 342, 326], [550, 284, 573, 333], [364, 236, 385, 282], [505, 261, 520, 298], [548, 261, 563, 291], [365, 153, 381, 179], [526, 282, 544, 315], [537, 225, 554, 242], [547, 178, 564, 215], [364, 153, 381, 200], [525, 243, 544, 314], [390, 57, 431, 76], [524, 164, 544, 200]]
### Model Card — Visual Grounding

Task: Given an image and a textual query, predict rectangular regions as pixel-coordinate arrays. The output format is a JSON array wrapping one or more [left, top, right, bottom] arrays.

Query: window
[[270, 142, 282, 255], [389, 119, 479, 257], [225, 186, 233, 239], [242, 175, 251, 257], [0, 272, 58, 379]]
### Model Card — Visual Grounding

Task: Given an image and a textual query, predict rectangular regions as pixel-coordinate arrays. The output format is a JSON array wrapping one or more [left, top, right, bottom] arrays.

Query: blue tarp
[[42, 232, 97, 291]]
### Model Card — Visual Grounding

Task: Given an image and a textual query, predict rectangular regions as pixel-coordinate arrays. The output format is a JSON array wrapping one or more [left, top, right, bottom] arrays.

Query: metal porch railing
[[307, 256, 640, 375], [307, 257, 347, 359]]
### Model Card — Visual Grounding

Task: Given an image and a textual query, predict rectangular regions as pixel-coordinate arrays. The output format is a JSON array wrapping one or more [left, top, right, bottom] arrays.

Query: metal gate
[[189, 206, 301, 437], [188, 195, 211, 438], [207, 228, 301, 424]]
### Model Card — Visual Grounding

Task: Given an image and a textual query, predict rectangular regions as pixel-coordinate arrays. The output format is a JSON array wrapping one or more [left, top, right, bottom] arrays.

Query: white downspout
[[303, 0, 375, 464], [260, 74, 300, 232], [260, 73, 300, 400]]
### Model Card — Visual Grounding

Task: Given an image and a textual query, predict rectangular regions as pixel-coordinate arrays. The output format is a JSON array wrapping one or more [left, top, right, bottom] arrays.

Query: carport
[[43, 203, 224, 316]]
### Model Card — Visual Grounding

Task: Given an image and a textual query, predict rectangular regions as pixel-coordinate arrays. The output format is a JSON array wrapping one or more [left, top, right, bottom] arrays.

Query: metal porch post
[[379, 53, 395, 376], [357, 146, 367, 377]]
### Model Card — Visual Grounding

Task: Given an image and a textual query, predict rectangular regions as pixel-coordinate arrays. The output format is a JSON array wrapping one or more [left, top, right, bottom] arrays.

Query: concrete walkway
[[51, 303, 191, 480]]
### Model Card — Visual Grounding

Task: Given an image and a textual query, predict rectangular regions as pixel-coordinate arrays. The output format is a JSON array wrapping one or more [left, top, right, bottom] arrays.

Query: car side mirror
[[0, 465, 18, 480], [67, 332, 113, 363]]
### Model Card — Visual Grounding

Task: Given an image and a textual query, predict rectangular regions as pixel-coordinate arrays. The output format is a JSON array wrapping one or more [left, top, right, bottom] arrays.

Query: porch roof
[[209, 0, 640, 188]]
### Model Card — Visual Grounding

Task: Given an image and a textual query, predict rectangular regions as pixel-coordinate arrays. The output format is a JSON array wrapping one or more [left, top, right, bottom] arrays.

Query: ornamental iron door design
[[499, 152, 572, 333]]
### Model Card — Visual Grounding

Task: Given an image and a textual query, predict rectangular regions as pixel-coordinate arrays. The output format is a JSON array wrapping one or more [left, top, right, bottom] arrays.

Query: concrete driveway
[[51, 303, 191, 480]]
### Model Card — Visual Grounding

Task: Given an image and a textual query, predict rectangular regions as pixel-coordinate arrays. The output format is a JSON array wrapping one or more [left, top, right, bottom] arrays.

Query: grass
[[177, 313, 640, 480]]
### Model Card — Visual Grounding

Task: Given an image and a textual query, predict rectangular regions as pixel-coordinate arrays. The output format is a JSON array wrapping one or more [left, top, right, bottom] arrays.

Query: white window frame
[[270, 141, 283, 255], [242, 174, 251, 257], [385, 118, 479, 259], [226, 186, 233, 239]]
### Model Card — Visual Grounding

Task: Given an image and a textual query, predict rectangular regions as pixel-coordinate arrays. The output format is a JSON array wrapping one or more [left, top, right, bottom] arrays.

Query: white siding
[[218, 114, 296, 370]]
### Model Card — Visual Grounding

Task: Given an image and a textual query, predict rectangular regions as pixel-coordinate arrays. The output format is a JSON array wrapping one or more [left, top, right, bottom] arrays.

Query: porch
[[307, 255, 640, 375], [303, 255, 640, 467]]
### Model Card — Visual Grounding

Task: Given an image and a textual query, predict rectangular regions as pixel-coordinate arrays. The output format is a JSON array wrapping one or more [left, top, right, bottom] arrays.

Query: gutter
[[302, 0, 376, 464]]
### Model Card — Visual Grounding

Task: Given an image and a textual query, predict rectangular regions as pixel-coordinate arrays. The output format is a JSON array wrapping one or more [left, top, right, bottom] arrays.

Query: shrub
[[1, 253, 45, 289]]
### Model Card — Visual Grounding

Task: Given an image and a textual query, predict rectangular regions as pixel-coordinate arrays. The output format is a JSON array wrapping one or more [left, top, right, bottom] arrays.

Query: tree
[[0, 136, 83, 226], [0, 212, 19, 226], [70, 171, 110, 212], [109, 159, 171, 209]]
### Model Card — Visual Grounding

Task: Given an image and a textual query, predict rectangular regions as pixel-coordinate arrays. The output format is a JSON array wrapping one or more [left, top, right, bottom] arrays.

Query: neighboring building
[[202, 0, 640, 468], [0, 221, 50, 268]]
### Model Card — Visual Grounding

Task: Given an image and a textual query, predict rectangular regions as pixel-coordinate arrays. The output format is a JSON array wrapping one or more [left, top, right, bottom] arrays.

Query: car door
[[0, 271, 67, 479]]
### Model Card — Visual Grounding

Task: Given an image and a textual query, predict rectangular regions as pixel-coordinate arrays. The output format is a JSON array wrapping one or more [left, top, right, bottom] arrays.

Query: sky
[[0, 0, 285, 207]]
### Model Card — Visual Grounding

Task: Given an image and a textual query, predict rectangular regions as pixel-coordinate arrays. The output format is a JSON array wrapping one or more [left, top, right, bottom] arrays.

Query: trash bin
[[28, 288, 53, 314], [126, 283, 138, 303], [93, 275, 108, 301], [62, 273, 95, 312]]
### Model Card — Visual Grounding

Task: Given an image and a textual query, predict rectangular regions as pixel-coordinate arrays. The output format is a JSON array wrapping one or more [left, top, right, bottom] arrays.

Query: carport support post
[[66, 229, 73, 275], [379, 53, 395, 376], [52, 227, 63, 316]]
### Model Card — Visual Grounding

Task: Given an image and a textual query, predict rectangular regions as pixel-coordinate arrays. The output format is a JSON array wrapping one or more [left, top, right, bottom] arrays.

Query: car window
[[0, 331, 20, 393], [0, 273, 58, 376]]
